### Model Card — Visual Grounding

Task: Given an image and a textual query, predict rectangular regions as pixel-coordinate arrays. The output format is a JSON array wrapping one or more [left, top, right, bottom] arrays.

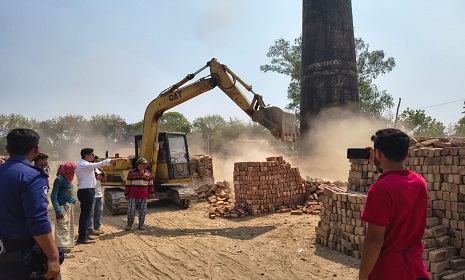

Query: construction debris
[[194, 181, 240, 219], [195, 157, 331, 219], [190, 155, 215, 186]]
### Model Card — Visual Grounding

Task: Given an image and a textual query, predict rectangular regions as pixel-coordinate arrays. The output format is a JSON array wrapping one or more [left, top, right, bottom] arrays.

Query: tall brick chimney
[[300, 0, 359, 137]]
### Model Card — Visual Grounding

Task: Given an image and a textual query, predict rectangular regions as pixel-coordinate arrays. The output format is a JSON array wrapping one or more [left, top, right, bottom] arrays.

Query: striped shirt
[[125, 168, 154, 199]]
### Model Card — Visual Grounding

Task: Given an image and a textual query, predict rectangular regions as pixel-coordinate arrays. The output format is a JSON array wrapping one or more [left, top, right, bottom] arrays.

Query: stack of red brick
[[315, 186, 366, 259], [347, 159, 378, 192], [233, 156, 304, 215], [190, 155, 214, 186]]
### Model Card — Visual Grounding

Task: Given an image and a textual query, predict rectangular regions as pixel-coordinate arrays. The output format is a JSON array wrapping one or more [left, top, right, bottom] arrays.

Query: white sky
[[1, 0, 464, 126]]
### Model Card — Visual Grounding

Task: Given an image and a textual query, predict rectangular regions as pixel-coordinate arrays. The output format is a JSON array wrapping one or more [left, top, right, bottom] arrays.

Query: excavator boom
[[140, 58, 296, 165], [207, 58, 297, 142]]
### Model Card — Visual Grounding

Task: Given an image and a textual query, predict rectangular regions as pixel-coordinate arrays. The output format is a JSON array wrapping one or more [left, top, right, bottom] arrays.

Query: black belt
[[0, 251, 21, 263], [0, 238, 35, 250]]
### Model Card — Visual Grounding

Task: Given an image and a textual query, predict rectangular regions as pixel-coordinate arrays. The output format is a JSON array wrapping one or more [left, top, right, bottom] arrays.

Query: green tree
[[0, 113, 37, 136], [454, 101, 465, 136], [0, 114, 38, 155], [260, 36, 396, 119], [192, 115, 226, 136], [42, 115, 90, 156], [218, 118, 248, 140], [128, 120, 143, 136], [260, 37, 301, 113], [192, 115, 227, 154], [90, 114, 131, 144], [159, 112, 192, 134], [356, 38, 396, 119], [399, 108, 445, 137]]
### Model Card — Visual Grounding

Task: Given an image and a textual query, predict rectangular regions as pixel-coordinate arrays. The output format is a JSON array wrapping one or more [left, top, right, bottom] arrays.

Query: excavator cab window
[[157, 140, 167, 163], [165, 133, 192, 179], [167, 135, 188, 164]]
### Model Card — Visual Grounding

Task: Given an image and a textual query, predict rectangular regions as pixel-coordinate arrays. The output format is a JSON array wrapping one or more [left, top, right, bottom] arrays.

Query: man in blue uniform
[[0, 128, 61, 279]]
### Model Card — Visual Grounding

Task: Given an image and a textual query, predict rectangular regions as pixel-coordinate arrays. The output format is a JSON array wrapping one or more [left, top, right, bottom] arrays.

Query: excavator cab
[[134, 132, 192, 183]]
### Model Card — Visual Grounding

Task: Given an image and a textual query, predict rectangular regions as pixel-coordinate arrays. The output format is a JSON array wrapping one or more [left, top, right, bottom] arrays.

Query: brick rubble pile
[[194, 181, 240, 219]]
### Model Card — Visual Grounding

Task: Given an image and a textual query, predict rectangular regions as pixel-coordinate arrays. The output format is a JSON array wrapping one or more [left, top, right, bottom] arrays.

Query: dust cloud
[[195, 0, 248, 41], [48, 108, 388, 185], [211, 139, 281, 182], [186, 108, 388, 183], [45, 129, 137, 176], [188, 133, 283, 182], [295, 107, 385, 182]]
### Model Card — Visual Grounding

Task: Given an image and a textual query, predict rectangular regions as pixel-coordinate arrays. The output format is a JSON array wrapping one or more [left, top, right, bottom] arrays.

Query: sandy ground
[[50, 197, 360, 280]]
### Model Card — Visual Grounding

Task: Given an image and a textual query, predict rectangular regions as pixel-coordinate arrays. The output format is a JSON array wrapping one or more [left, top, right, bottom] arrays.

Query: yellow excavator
[[102, 58, 296, 214]]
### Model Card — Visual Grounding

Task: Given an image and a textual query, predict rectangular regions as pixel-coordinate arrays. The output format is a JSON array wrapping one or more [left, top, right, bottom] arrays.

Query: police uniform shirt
[[0, 155, 51, 240]]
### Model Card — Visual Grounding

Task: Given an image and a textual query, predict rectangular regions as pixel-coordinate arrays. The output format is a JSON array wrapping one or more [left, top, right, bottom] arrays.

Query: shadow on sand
[[99, 199, 276, 241], [313, 241, 360, 269]]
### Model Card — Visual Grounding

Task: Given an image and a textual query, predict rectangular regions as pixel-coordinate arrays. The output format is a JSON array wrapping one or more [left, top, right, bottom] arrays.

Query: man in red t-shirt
[[359, 128, 429, 280]]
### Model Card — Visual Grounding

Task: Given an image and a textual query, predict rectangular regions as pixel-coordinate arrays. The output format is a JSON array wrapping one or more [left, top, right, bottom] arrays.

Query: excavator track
[[104, 185, 195, 215], [104, 188, 128, 215]]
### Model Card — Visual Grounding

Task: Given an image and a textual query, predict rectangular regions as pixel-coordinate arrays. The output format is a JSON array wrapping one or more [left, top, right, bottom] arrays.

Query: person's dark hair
[[6, 128, 40, 156], [371, 128, 410, 162], [81, 148, 94, 159], [33, 152, 49, 163]]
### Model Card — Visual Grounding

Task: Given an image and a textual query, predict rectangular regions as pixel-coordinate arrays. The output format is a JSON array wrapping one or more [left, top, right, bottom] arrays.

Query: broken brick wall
[[190, 155, 215, 186]]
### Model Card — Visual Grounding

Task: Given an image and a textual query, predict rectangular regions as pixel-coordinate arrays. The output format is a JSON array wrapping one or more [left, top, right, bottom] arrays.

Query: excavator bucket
[[252, 106, 297, 141]]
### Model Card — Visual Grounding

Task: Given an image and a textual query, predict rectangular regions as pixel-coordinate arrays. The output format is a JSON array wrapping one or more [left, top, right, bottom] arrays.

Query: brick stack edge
[[315, 138, 465, 280], [190, 155, 215, 186], [233, 156, 304, 215]]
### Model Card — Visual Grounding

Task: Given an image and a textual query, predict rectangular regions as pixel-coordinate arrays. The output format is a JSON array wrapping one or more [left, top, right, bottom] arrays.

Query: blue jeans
[[87, 196, 103, 231]]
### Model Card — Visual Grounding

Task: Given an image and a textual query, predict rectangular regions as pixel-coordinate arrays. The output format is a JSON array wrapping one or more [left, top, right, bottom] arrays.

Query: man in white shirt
[[76, 148, 128, 244], [87, 156, 107, 236]]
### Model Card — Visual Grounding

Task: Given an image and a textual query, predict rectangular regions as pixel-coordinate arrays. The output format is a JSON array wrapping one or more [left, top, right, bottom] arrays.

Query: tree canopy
[[0, 113, 140, 157], [159, 112, 192, 134], [260, 36, 396, 119], [0, 112, 288, 158], [399, 108, 445, 137]]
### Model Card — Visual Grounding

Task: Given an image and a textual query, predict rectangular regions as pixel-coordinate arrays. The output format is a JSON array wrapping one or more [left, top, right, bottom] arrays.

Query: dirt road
[[57, 200, 359, 280]]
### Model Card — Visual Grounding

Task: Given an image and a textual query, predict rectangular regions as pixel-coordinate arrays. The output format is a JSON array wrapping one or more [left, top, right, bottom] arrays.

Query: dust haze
[[51, 108, 386, 184], [187, 108, 387, 184], [195, 0, 248, 41], [46, 129, 137, 173], [296, 107, 385, 181]]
